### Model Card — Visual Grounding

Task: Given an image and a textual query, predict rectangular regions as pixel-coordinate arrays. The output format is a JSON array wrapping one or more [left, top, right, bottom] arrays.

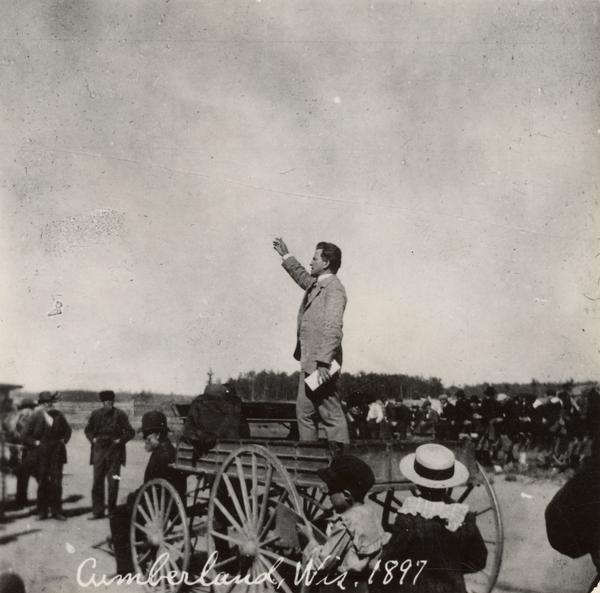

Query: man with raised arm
[[273, 237, 349, 454]]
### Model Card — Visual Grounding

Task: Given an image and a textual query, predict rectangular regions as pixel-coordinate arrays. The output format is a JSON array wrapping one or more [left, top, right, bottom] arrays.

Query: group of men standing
[[6, 389, 136, 521]]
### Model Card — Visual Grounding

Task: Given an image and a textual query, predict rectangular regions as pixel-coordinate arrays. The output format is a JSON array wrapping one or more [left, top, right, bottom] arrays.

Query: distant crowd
[[344, 384, 600, 472]]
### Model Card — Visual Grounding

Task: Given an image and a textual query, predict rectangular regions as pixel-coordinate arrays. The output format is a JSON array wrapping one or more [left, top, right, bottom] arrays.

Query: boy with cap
[[298, 455, 385, 593], [85, 390, 135, 518], [380, 444, 487, 593], [109, 410, 186, 576]]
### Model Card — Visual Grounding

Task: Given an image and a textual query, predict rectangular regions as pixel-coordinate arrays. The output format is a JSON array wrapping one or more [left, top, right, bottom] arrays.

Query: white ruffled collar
[[399, 496, 469, 532]]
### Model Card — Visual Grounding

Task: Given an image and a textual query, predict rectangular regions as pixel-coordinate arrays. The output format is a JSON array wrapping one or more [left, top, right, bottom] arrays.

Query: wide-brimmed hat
[[139, 410, 169, 438], [38, 391, 59, 403], [399, 443, 469, 489]]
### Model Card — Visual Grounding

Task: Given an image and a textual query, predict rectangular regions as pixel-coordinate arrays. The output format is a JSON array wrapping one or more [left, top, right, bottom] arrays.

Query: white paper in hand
[[304, 360, 341, 391]]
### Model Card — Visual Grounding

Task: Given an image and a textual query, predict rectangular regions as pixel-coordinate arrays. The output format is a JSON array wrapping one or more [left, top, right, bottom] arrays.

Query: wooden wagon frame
[[129, 401, 503, 593]]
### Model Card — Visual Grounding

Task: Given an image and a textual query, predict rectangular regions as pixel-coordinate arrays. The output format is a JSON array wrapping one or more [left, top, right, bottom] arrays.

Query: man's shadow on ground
[[1, 494, 87, 522]]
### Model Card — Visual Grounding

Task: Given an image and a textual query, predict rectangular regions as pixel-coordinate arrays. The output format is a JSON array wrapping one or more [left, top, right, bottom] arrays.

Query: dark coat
[[84, 407, 135, 466], [21, 408, 72, 466], [381, 511, 487, 593], [182, 392, 250, 453], [545, 450, 600, 593], [144, 438, 186, 497]]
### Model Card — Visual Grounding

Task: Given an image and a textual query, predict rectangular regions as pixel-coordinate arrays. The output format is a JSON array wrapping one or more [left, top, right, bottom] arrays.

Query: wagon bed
[[130, 401, 502, 593]]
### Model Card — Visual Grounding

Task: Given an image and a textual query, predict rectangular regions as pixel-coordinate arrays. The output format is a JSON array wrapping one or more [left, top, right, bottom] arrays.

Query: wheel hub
[[239, 539, 259, 558]]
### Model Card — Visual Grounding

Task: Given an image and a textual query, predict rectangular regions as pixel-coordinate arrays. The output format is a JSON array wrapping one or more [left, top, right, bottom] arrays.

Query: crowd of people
[[345, 384, 600, 472]]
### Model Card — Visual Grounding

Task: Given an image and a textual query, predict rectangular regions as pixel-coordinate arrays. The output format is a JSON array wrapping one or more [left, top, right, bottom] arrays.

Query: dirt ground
[[0, 430, 596, 593]]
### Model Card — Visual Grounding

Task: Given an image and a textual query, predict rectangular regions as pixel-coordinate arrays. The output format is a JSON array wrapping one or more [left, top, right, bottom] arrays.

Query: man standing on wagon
[[273, 237, 349, 454], [85, 390, 135, 519]]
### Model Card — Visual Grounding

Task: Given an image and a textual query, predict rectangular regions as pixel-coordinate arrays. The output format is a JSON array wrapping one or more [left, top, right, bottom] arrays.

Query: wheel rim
[[130, 478, 191, 593], [459, 463, 503, 593], [206, 444, 303, 593]]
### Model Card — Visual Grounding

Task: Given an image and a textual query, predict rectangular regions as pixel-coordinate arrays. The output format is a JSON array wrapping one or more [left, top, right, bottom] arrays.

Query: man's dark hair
[[316, 241, 342, 273]]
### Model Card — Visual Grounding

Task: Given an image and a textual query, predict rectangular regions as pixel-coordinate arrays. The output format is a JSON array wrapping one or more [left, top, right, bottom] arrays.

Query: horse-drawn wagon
[[129, 401, 502, 593]]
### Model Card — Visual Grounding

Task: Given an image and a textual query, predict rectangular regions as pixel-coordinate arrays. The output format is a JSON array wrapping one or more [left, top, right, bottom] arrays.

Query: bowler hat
[[140, 410, 169, 438], [99, 390, 116, 402], [317, 455, 375, 501], [38, 391, 59, 403], [399, 443, 469, 489]]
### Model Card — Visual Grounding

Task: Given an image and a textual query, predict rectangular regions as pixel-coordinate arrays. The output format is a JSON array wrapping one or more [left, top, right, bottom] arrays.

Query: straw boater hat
[[399, 443, 469, 489]]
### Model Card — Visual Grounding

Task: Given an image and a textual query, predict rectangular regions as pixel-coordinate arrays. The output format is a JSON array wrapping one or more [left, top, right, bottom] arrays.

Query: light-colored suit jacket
[[282, 256, 347, 374]]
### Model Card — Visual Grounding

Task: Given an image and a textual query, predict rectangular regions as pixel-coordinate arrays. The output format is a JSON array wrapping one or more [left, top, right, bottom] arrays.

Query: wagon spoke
[[259, 547, 297, 569], [134, 521, 155, 538], [223, 472, 250, 530], [235, 457, 253, 526], [137, 504, 154, 527], [475, 506, 493, 516], [163, 512, 184, 537], [214, 496, 247, 535], [257, 553, 293, 593], [143, 491, 158, 522], [257, 465, 273, 531], [164, 548, 182, 574], [164, 531, 186, 542], [162, 540, 184, 561], [211, 529, 247, 548], [159, 484, 166, 520], [151, 485, 161, 520], [162, 496, 174, 528], [138, 548, 152, 566], [214, 555, 237, 570], [259, 534, 280, 548], [251, 453, 259, 529], [259, 490, 289, 541]]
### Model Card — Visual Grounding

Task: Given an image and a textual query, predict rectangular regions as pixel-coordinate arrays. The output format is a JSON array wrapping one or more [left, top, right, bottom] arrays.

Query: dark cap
[[203, 384, 233, 397], [38, 391, 59, 403], [140, 410, 168, 438], [483, 385, 496, 397], [317, 455, 375, 502], [99, 390, 115, 401]]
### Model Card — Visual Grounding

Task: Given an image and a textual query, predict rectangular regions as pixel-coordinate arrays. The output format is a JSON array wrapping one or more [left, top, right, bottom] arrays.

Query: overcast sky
[[1, 0, 599, 394]]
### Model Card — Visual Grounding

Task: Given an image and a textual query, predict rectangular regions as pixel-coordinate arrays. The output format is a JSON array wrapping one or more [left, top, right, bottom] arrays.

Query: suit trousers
[[92, 445, 121, 515], [109, 502, 135, 575], [296, 372, 349, 444], [37, 448, 63, 515]]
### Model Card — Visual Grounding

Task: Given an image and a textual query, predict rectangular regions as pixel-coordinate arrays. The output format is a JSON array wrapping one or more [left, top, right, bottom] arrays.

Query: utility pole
[[207, 368, 214, 386]]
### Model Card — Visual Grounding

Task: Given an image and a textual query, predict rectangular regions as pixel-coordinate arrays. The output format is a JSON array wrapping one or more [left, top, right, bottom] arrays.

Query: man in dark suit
[[273, 238, 349, 451], [84, 390, 135, 518], [109, 410, 186, 576], [21, 391, 72, 520]]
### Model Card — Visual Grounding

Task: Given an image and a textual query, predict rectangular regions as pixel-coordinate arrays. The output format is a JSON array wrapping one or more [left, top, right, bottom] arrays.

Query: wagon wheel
[[371, 462, 502, 593], [455, 464, 503, 593], [130, 478, 191, 593], [206, 444, 304, 593], [296, 485, 331, 535]]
